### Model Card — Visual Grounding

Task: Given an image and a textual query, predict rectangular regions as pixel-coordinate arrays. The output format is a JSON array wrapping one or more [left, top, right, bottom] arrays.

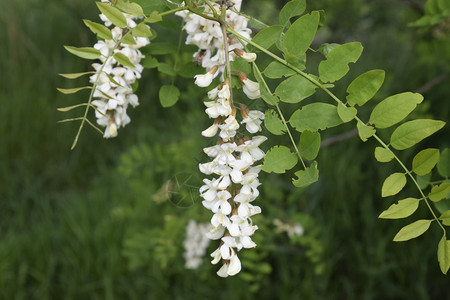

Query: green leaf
[[64, 46, 101, 60], [57, 86, 92, 94], [263, 61, 296, 79], [374, 147, 394, 163], [131, 23, 152, 37], [83, 20, 113, 40], [318, 42, 363, 83], [417, 173, 431, 189], [250, 25, 284, 52], [393, 219, 433, 242], [113, 52, 136, 68], [279, 0, 306, 27], [58, 71, 95, 79], [379, 198, 421, 219], [262, 146, 298, 174], [429, 183, 450, 202], [157, 63, 176, 76], [390, 119, 446, 150], [346, 69, 385, 107], [299, 131, 321, 161], [116, 0, 144, 16], [159, 85, 180, 108], [356, 120, 375, 142], [317, 43, 340, 56], [337, 102, 357, 123], [412, 148, 440, 176], [57, 103, 92, 112], [282, 11, 320, 58], [141, 56, 159, 69], [369, 92, 424, 129], [289, 103, 342, 132], [145, 11, 163, 23], [264, 109, 285, 135], [96, 2, 127, 28], [275, 75, 317, 103], [437, 148, 450, 178], [292, 161, 319, 188], [121, 33, 137, 45], [438, 235, 450, 274], [440, 210, 450, 226], [382, 172, 407, 197]]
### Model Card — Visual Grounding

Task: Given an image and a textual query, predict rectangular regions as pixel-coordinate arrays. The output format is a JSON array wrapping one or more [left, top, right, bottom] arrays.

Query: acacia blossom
[[90, 1, 150, 138], [177, 0, 265, 277]]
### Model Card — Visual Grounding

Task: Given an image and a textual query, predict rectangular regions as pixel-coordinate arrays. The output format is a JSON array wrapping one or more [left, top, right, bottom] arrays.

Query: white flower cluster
[[183, 220, 211, 269], [89, 1, 150, 138], [175, 0, 251, 75], [176, 0, 266, 277]]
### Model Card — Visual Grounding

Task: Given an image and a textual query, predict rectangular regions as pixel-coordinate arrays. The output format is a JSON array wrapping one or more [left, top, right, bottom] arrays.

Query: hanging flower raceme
[[176, 0, 266, 277], [89, 3, 150, 138], [175, 0, 251, 75]]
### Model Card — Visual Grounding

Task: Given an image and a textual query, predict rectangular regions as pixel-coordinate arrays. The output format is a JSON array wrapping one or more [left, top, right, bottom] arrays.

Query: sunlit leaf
[[145, 11, 163, 23], [393, 219, 433, 242], [346, 69, 385, 107], [116, 0, 144, 16], [289, 103, 342, 132], [412, 148, 440, 176], [429, 183, 450, 202], [58, 71, 95, 79], [57, 86, 92, 94], [57, 103, 93, 112], [96, 2, 127, 28], [382, 172, 407, 197], [374, 146, 394, 163], [64, 46, 101, 60], [378, 198, 420, 219], [113, 52, 136, 68], [369, 92, 423, 129], [250, 25, 284, 52], [132, 23, 152, 37], [337, 102, 357, 123], [83, 19, 113, 40], [292, 161, 319, 188], [319, 42, 363, 83], [390, 119, 446, 150], [282, 11, 320, 57], [440, 210, 450, 226], [356, 120, 375, 142], [262, 146, 298, 174]]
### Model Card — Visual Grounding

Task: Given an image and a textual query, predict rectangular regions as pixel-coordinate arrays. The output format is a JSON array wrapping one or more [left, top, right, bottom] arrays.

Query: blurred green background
[[0, 0, 449, 299]]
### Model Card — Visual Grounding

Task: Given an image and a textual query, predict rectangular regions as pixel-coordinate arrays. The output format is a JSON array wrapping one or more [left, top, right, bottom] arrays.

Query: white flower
[[201, 124, 219, 137], [183, 220, 211, 269], [194, 72, 214, 87], [242, 78, 260, 99], [241, 110, 265, 133]]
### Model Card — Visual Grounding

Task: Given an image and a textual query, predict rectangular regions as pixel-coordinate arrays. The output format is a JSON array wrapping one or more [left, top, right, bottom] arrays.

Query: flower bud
[[233, 49, 257, 62], [194, 66, 219, 87]]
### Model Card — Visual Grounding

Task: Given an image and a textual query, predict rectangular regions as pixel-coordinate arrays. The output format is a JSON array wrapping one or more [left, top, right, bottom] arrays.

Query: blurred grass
[[0, 0, 449, 299]]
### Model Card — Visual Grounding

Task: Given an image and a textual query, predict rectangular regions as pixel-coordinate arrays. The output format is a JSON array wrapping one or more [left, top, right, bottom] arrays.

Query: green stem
[[251, 60, 306, 169], [159, 6, 188, 17], [228, 25, 445, 233]]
